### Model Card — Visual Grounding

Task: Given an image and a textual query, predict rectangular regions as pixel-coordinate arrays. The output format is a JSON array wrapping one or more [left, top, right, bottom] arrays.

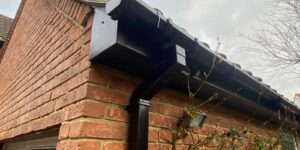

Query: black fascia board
[[90, 0, 300, 124]]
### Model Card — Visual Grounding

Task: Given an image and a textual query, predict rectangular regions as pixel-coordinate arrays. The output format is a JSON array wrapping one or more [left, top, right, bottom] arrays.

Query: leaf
[[213, 137, 222, 146]]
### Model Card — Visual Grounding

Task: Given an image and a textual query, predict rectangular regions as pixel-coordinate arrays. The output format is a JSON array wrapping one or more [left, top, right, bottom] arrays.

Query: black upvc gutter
[[89, 0, 300, 149], [105, 0, 300, 115]]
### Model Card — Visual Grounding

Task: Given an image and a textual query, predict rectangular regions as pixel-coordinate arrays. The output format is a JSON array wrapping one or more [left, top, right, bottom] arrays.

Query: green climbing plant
[[160, 39, 299, 150]]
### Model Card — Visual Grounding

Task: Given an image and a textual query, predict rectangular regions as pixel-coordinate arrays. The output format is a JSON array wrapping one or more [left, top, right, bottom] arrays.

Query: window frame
[[1, 129, 58, 150]]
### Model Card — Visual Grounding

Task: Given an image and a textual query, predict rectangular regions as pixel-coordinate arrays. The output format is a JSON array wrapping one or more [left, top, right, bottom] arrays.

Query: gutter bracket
[[127, 44, 187, 150]]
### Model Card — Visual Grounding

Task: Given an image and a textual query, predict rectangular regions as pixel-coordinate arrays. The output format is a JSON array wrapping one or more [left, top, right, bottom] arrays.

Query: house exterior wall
[[0, 0, 94, 148], [0, 0, 298, 150], [58, 63, 293, 150]]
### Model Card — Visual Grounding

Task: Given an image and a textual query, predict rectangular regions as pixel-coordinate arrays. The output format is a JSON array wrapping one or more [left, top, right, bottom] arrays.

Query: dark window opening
[[1, 129, 58, 150]]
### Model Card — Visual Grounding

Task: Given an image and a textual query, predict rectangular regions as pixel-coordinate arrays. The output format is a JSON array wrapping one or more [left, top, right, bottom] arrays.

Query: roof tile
[[0, 14, 13, 42]]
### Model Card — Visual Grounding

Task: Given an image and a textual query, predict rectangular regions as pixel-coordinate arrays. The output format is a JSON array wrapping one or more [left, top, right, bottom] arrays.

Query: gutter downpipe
[[89, 6, 186, 149], [103, 1, 188, 149], [127, 45, 187, 150]]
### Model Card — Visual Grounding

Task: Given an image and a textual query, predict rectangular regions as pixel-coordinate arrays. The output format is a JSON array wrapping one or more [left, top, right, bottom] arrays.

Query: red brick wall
[[0, 0, 93, 143], [0, 0, 298, 149], [57, 64, 287, 150]]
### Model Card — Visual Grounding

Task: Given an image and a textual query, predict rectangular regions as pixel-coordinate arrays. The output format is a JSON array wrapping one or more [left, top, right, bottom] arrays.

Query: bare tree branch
[[246, 0, 300, 74]]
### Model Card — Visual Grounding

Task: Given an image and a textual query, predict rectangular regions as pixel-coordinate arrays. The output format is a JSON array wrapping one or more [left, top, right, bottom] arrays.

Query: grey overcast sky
[[144, 0, 300, 102], [0, 0, 21, 18], [0, 0, 299, 103]]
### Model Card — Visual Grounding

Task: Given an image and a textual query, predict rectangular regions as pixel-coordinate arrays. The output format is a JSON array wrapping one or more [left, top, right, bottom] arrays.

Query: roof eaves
[[100, 0, 300, 117]]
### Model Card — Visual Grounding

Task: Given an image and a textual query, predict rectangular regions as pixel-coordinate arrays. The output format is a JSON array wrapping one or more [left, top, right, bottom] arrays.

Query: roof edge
[[0, 0, 26, 63], [90, 0, 300, 124]]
